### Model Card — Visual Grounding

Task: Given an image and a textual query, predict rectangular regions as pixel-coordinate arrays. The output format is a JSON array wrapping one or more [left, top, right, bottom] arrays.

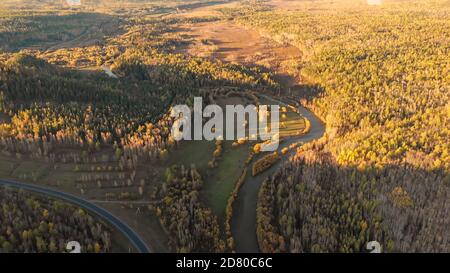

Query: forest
[[0, 3, 276, 253], [0, 187, 112, 253], [229, 0, 449, 170], [0, 0, 448, 253], [257, 140, 450, 252], [229, 0, 450, 252], [0, 13, 275, 168], [152, 164, 225, 252]]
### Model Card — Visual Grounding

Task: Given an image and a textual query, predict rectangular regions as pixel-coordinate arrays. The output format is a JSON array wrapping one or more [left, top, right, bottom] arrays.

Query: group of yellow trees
[[0, 7, 282, 252], [0, 187, 112, 253], [252, 151, 280, 176], [233, 0, 449, 170], [153, 165, 225, 252], [257, 139, 450, 253], [231, 0, 450, 252]]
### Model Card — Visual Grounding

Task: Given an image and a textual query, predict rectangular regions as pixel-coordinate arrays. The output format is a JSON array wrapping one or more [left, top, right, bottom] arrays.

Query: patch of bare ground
[[175, 19, 302, 89], [46, 18, 122, 52]]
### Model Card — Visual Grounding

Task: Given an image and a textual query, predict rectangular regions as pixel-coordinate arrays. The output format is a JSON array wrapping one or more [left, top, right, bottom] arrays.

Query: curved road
[[0, 179, 150, 253], [231, 94, 326, 253]]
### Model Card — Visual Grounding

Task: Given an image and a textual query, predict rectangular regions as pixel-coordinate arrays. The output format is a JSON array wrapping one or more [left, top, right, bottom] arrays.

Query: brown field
[[173, 7, 302, 88]]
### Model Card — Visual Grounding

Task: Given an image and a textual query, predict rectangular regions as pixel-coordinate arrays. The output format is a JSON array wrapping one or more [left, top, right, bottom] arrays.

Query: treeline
[[233, 0, 450, 253], [0, 8, 281, 253], [152, 165, 225, 252], [112, 48, 278, 90], [0, 27, 279, 168], [0, 49, 277, 167], [231, 0, 450, 170], [0, 53, 173, 166], [0, 187, 112, 253], [257, 140, 450, 253]]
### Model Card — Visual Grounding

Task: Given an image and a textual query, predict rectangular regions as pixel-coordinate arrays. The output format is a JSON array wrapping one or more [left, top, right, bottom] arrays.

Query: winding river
[[44, 17, 323, 253], [231, 95, 325, 253]]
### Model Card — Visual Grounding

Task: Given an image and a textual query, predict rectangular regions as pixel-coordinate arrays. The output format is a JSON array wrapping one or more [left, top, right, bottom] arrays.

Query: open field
[[0, 0, 448, 254], [175, 19, 302, 88]]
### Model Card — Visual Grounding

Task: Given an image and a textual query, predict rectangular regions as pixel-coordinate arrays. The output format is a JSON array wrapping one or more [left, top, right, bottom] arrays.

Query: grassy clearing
[[167, 140, 216, 172], [45, 167, 82, 191], [204, 141, 249, 223], [167, 94, 305, 223], [279, 111, 306, 138], [0, 157, 17, 177], [11, 161, 50, 182], [258, 96, 307, 138]]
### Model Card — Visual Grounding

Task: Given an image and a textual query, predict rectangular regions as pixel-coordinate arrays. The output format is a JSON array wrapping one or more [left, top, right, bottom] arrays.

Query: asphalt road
[[0, 179, 150, 253]]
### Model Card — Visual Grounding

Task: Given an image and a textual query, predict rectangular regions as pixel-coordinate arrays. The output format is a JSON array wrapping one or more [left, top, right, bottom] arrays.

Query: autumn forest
[[0, 0, 448, 253]]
